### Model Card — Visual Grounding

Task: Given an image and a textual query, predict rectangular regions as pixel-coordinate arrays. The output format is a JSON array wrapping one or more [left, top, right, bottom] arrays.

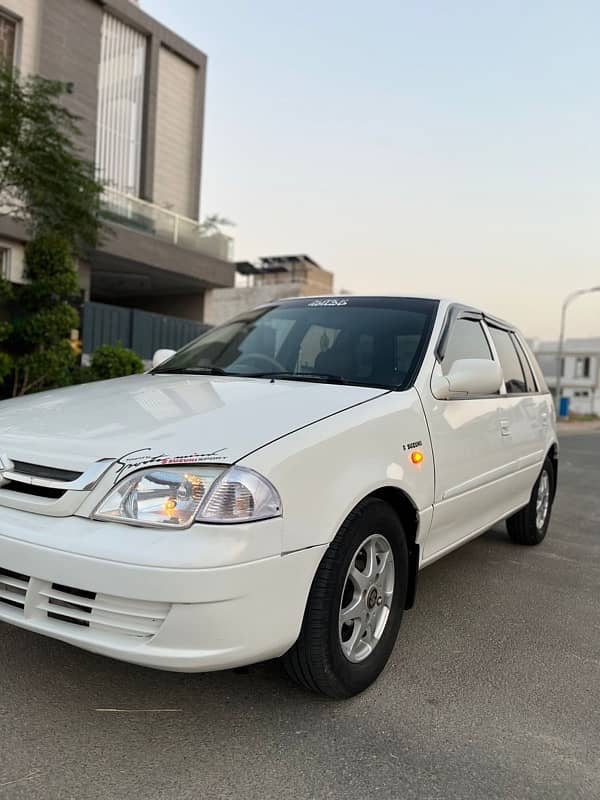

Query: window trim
[[433, 303, 550, 400]]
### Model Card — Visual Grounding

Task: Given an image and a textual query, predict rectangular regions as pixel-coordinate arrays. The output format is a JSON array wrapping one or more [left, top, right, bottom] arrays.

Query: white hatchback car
[[0, 296, 557, 697]]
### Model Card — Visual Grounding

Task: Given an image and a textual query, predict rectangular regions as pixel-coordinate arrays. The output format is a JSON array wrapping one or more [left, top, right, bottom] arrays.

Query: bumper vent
[[0, 567, 170, 641], [47, 583, 96, 627], [0, 568, 30, 612]]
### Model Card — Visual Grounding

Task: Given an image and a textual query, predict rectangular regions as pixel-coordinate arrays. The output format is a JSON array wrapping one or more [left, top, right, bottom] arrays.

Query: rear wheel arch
[[547, 443, 559, 501]]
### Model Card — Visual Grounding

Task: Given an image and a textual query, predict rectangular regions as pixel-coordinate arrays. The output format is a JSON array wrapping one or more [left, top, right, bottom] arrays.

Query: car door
[[485, 324, 548, 511], [420, 313, 510, 563]]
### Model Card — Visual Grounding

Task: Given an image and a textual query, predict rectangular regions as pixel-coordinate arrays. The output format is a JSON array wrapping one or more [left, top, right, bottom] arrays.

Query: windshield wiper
[[152, 366, 229, 376], [244, 371, 348, 384]]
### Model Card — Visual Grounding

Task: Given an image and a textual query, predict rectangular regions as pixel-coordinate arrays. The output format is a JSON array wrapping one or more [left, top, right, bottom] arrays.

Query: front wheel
[[506, 457, 555, 545], [282, 498, 408, 698]]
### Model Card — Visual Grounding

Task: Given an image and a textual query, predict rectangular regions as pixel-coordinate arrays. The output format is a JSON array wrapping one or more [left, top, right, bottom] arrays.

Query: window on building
[[441, 318, 492, 375], [488, 326, 527, 393], [574, 357, 590, 378], [0, 13, 17, 66], [95, 14, 147, 196], [0, 247, 11, 280]]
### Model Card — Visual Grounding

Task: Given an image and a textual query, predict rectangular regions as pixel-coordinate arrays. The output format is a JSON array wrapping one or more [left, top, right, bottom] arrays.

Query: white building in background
[[530, 338, 600, 416]]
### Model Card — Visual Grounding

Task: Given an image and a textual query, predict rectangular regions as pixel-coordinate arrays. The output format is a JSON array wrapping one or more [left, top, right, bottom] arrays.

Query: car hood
[[0, 373, 387, 472]]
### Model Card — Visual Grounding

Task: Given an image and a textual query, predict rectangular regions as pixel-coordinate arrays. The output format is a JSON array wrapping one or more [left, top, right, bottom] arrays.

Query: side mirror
[[432, 358, 503, 400], [152, 349, 176, 369]]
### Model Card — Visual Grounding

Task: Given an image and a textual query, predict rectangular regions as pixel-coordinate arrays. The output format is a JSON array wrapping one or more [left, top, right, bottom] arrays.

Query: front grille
[[0, 567, 170, 641], [0, 458, 112, 511], [1, 481, 65, 499], [0, 568, 30, 612], [11, 461, 82, 482]]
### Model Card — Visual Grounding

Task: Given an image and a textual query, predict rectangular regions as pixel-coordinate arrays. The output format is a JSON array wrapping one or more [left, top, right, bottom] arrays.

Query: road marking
[[95, 708, 183, 713], [0, 770, 43, 789]]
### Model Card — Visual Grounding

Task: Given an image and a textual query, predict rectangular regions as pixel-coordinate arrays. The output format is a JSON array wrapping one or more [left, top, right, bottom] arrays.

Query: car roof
[[274, 293, 508, 328], [268, 294, 515, 330]]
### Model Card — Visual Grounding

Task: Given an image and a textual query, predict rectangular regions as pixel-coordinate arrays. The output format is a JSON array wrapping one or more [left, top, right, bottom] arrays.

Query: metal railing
[[101, 188, 234, 262]]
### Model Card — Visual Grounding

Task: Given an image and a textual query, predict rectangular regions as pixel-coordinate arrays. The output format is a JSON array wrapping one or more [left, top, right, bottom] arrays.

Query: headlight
[[93, 465, 281, 529]]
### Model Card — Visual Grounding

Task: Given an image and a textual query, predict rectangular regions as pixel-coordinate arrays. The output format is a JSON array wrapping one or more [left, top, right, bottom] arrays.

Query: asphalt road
[[1, 432, 599, 800]]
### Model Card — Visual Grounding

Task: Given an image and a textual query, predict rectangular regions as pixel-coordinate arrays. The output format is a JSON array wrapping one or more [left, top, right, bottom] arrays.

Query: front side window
[[0, 13, 17, 66], [488, 327, 527, 393], [442, 318, 492, 375], [154, 297, 438, 389]]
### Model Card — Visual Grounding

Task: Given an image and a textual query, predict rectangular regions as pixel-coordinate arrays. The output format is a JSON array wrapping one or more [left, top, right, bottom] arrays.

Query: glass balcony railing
[[100, 188, 234, 262]]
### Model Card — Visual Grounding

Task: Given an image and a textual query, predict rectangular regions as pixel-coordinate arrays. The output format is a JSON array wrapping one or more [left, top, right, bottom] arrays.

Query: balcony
[[101, 188, 234, 262]]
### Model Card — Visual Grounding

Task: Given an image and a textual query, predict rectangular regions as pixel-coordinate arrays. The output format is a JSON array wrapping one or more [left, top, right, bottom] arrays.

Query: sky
[[142, 0, 600, 340]]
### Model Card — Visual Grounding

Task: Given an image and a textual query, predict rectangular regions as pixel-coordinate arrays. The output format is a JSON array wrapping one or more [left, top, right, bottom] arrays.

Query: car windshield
[[154, 297, 438, 390]]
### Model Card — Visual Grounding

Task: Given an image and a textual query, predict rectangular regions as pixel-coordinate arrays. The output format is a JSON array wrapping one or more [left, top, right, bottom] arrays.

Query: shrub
[[0, 320, 12, 385], [89, 343, 144, 381]]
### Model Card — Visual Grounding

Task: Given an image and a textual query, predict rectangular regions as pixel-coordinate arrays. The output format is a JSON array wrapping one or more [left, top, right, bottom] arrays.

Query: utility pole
[[555, 287, 600, 416]]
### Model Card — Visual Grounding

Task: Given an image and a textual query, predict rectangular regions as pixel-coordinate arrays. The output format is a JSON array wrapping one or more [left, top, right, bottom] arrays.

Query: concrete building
[[203, 254, 335, 326], [0, 0, 235, 355], [531, 338, 600, 416]]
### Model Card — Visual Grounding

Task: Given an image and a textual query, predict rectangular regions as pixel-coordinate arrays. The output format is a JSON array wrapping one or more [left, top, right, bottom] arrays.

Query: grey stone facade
[[0, 0, 233, 326]]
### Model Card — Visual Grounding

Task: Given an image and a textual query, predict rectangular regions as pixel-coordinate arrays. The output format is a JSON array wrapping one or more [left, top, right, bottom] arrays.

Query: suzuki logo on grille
[[0, 454, 14, 487]]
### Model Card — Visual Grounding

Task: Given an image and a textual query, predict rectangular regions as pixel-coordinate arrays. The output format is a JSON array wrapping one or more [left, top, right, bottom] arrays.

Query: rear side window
[[520, 340, 549, 393], [442, 318, 492, 375], [511, 335, 538, 392], [488, 327, 527, 393]]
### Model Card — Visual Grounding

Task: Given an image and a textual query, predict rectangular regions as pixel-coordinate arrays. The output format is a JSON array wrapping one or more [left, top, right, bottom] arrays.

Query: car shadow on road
[[3, 516, 590, 800], [2, 524, 511, 715]]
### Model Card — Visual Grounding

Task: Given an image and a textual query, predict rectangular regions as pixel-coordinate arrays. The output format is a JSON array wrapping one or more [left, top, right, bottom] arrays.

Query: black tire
[[506, 457, 555, 546], [282, 497, 408, 698]]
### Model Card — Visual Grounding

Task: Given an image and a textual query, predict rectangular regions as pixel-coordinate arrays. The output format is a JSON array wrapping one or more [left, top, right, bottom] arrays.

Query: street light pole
[[555, 286, 600, 415]]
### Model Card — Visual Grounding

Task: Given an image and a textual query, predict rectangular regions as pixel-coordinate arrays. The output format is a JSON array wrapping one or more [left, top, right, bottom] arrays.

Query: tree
[[0, 66, 103, 247], [198, 214, 234, 236], [8, 235, 80, 396], [0, 66, 105, 396]]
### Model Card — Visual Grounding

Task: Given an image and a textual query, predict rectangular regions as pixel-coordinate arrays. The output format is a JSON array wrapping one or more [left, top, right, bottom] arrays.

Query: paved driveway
[[1, 432, 599, 799]]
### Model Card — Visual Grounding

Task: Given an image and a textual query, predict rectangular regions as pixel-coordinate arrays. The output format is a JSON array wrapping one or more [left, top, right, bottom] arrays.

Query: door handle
[[500, 419, 512, 437], [540, 411, 549, 428]]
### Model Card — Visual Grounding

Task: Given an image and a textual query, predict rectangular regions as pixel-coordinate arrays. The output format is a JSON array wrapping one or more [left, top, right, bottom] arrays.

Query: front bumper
[[0, 508, 326, 671]]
